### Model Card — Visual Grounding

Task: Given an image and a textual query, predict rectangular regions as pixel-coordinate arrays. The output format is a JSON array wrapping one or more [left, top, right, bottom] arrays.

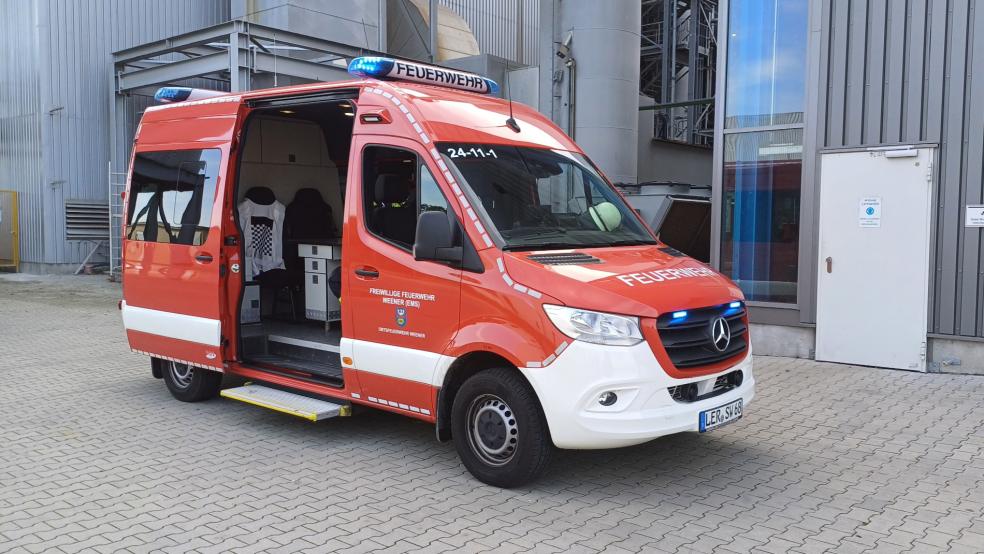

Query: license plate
[[699, 399, 742, 432]]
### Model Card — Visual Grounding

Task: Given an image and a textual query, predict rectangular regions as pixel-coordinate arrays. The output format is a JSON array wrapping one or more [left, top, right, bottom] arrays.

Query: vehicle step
[[220, 384, 350, 421]]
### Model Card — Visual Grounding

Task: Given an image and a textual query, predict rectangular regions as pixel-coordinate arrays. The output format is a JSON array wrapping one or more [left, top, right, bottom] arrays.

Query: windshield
[[439, 143, 656, 250]]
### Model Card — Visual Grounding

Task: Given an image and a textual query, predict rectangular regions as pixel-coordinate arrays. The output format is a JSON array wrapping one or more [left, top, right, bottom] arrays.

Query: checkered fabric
[[249, 220, 273, 257]]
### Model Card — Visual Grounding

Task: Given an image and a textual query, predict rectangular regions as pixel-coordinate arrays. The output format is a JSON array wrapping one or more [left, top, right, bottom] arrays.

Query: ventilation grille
[[65, 201, 110, 240], [659, 246, 687, 257], [526, 252, 602, 265]]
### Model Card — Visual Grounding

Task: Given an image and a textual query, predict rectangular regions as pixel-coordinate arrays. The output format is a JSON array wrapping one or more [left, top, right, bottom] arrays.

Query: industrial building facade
[[708, 0, 984, 373], [2, 0, 983, 372]]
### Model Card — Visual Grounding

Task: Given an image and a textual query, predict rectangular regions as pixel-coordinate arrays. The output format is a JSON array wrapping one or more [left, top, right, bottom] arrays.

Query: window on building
[[720, 129, 802, 303], [362, 146, 451, 250], [724, 0, 808, 128], [126, 149, 221, 245]]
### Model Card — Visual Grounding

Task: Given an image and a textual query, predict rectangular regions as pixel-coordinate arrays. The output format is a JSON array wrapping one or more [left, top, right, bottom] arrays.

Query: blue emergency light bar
[[154, 87, 226, 104], [347, 56, 500, 95]]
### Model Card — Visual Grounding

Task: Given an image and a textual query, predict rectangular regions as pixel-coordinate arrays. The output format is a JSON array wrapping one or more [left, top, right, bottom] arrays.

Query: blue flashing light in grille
[[347, 56, 500, 95], [729, 301, 742, 308], [672, 311, 688, 319]]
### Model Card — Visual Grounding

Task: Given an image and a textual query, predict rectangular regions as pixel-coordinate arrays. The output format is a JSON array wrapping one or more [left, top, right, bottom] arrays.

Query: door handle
[[825, 256, 833, 274], [354, 267, 379, 279], [195, 254, 214, 264]]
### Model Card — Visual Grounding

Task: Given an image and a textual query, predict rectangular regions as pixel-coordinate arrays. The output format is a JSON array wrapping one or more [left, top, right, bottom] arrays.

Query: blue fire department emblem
[[395, 307, 408, 327]]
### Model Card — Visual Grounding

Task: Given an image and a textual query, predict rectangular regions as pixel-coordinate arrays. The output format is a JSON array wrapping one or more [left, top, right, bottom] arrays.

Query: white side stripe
[[121, 301, 221, 346]]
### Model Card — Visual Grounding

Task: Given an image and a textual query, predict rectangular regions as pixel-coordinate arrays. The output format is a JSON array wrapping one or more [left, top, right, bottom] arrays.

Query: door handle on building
[[825, 257, 833, 274]]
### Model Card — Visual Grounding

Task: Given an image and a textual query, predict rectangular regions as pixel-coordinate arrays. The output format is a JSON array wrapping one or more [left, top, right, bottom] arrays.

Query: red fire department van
[[120, 57, 754, 487]]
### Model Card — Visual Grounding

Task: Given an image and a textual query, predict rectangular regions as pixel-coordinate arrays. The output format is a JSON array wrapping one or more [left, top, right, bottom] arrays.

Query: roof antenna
[[504, 60, 521, 133]]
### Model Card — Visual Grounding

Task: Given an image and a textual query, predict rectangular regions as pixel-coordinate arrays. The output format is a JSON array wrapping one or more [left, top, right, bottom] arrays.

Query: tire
[[451, 368, 553, 488], [159, 358, 223, 402]]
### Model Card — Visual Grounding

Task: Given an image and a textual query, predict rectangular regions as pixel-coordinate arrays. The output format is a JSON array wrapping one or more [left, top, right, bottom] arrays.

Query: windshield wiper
[[502, 242, 582, 252], [603, 239, 659, 247], [504, 227, 568, 239]]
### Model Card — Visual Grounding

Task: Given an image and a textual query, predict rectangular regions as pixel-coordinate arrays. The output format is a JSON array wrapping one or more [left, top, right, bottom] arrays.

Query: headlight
[[543, 305, 644, 346]]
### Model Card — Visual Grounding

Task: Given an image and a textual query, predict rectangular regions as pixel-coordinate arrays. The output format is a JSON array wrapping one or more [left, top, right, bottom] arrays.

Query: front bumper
[[519, 340, 755, 449]]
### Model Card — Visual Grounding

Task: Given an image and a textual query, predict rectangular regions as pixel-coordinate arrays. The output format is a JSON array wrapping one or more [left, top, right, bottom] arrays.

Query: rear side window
[[126, 149, 221, 245]]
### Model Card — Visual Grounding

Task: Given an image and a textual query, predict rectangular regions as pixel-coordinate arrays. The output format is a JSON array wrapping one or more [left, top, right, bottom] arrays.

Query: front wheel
[[160, 358, 223, 402], [451, 368, 553, 488]]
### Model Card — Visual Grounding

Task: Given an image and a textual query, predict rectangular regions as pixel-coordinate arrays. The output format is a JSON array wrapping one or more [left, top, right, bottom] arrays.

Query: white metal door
[[815, 147, 935, 371]]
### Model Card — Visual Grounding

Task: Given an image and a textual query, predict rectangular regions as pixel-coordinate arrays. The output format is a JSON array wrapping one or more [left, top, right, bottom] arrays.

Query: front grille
[[527, 252, 602, 265], [656, 303, 748, 369]]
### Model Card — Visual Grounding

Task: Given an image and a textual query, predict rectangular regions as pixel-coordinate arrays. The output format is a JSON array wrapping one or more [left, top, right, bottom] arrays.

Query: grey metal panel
[[963, 2, 984, 337], [881, 0, 906, 143], [0, 0, 229, 265], [825, 0, 850, 147], [0, 0, 44, 264], [843, 0, 867, 145], [440, 0, 540, 65], [806, 0, 984, 339], [862, 0, 886, 145], [797, 0, 829, 325], [937, 0, 970, 335], [903, 0, 928, 141]]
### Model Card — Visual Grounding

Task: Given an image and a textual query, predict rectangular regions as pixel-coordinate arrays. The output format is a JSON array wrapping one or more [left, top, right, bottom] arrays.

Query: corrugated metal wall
[[813, 0, 984, 338], [0, 1, 44, 264], [441, 0, 540, 65], [0, 0, 229, 266]]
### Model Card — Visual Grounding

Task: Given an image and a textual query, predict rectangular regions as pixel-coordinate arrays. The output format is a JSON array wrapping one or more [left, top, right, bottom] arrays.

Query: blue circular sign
[[866, 206, 875, 216]]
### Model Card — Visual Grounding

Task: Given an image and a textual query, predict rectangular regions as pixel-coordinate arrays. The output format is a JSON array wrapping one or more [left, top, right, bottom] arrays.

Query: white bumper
[[519, 340, 755, 449]]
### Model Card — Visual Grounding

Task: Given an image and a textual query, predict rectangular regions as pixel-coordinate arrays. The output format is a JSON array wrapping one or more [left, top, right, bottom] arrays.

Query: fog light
[[728, 371, 743, 387], [598, 391, 618, 406]]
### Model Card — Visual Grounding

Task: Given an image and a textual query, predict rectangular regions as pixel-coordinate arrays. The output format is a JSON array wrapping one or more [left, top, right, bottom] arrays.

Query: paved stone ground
[[1, 275, 983, 554]]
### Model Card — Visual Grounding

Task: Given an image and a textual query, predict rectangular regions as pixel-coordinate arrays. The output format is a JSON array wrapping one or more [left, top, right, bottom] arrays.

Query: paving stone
[[1, 276, 983, 553]]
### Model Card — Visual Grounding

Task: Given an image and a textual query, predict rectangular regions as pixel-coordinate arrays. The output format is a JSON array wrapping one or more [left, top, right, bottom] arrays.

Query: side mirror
[[414, 210, 462, 264]]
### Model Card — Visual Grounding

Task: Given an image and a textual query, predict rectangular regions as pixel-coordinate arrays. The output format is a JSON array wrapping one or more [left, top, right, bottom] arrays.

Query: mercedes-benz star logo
[[710, 317, 732, 352]]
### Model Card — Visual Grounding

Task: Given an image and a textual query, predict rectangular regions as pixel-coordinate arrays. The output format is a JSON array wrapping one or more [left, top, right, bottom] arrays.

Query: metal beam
[[429, 0, 439, 62], [660, 0, 674, 105], [113, 20, 389, 70], [229, 30, 249, 92], [116, 51, 229, 92], [639, 98, 714, 110], [243, 22, 382, 58], [113, 22, 236, 65], [253, 53, 350, 83]]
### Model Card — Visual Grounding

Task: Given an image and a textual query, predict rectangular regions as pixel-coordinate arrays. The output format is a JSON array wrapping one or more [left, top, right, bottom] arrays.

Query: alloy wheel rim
[[169, 361, 194, 389]]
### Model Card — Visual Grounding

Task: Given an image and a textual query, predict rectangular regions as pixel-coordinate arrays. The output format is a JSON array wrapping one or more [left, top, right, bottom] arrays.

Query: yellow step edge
[[221, 389, 319, 421]]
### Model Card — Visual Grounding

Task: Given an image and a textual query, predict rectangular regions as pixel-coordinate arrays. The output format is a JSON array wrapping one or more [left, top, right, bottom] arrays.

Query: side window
[[362, 146, 419, 249], [126, 149, 221, 246], [419, 164, 449, 215], [362, 146, 454, 250]]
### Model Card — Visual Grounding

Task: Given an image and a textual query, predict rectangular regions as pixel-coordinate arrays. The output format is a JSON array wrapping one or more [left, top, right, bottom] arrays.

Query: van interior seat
[[245, 186, 277, 206], [286, 188, 336, 240], [373, 173, 416, 246]]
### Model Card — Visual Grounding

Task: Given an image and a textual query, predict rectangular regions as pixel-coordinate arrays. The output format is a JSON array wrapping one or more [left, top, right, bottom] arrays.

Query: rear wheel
[[160, 359, 223, 402], [451, 368, 553, 488]]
